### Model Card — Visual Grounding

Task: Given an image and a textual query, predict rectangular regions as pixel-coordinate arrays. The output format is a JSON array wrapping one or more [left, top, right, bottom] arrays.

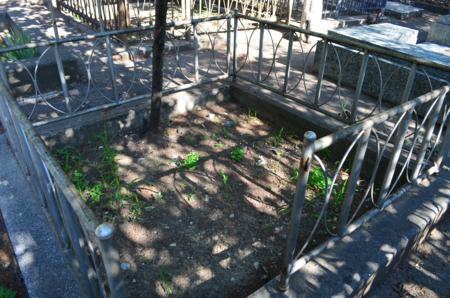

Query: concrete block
[[385, 1, 424, 19], [427, 14, 450, 47]]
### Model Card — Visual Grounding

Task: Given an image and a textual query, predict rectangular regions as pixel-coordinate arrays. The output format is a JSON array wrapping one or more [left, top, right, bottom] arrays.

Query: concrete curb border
[[249, 168, 450, 297]]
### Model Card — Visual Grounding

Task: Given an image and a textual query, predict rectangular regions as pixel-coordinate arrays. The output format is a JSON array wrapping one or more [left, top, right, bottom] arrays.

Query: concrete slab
[[427, 14, 450, 47], [385, 1, 424, 20], [329, 22, 419, 45], [0, 133, 84, 298]]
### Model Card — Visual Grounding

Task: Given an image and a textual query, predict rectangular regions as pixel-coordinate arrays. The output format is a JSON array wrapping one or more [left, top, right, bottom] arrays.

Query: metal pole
[[232, 10, 238, 79], [226, 16, 231, 76], [279, 131, 317, 292], [193, 22, 199, 82], [412, 92, 446, 179], [434, 107, 450, 169], [283, 30, 294, 94], [314, 39, 328, 107], [95, 0, 119, 101], [95, 223, 126, 298], [337, 127, 371, 235], [46, 0, 72, 113], [350, 50, 369, 123], [257, 23, 264, 83], [378, 109, 413, 204]]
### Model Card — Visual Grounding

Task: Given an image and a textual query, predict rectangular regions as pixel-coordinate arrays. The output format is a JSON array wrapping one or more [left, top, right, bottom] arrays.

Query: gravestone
[[427, 14, 450, 47], [384, 1, 424, 20], [314, 23, 449, 110]]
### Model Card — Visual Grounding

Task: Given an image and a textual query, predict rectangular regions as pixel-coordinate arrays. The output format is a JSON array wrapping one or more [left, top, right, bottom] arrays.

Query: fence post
[[46, 0, 72, 113], [314, 39, 328, 107], [412, 91, 446, 179], [283, 30, 294, 94], [117, 0, 130, 29], [95, 223, 126, 298], [193, 22, 199, 82], [279, 131, 317, 292], [232, 10, 238, 79], [434, 105, 450, 170], [337, 127, 371, 235], [226, 15, 231, 76], [257, 23, 264, 83], [378, 109, 413, 204], [95, 0, 119, 101], [350, 50, 369, 123]]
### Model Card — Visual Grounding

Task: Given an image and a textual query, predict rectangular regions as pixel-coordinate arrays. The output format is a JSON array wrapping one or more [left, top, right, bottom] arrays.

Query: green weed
[[1, 31, 38, 61], [230, 146, 245, 162], [159, 269, 173, 295], [289, 168, 299, 183], [219, 170, 229, 186], [308, 166, 331, 195], [269, 128, 285, 147], [181, 151, 200, 170], [0, 286, 15, 298], [278, 206, 291, 216]]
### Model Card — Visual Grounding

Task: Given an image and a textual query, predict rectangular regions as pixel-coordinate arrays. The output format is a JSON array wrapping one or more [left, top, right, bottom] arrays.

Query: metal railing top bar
[[312, 86, 450, 152], [0, 13, 232, 55], [236, 12, 450, 73]]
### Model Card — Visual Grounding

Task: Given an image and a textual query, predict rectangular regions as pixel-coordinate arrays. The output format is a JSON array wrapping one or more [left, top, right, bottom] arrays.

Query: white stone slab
[[329, 23, 419, 45]]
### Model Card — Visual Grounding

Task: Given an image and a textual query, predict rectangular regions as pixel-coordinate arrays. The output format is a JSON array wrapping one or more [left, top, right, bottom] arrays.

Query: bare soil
[[0, 212, 28, 298], [58, 101, 363, 297]]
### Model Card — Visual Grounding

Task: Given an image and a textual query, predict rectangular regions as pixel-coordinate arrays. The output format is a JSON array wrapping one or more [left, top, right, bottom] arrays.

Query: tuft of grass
[[308, 166, 331, 195], [181, 151, 200, 170], [269, 128, 285, 147], [219, 170, 229, 186], [278, 206, 291, 216], [289, 168, 299, 183], [230, 146, 245, 162], [0, 286, 15, 298], [159, 269, 173, 295], [1, 31, 38, 61], [56, 129, 144, 221]]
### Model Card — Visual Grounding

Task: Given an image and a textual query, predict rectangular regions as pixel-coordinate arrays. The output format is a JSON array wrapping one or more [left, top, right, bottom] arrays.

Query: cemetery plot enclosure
[[0, 6, 449, 298]]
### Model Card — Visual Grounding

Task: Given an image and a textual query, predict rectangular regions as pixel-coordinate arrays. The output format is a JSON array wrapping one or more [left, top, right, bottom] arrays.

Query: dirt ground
[[56, 100, 366, 297], [0, 213, 28, 298]]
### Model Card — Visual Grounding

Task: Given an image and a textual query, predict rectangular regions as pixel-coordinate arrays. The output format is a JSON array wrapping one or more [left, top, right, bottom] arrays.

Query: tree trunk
[[147, 0, 168, 133]]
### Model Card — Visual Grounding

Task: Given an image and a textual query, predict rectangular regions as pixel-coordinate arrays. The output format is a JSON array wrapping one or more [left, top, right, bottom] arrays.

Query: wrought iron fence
[[0, 79, 126, 297], [323, 0, 387, 18], [57, 0, 283, 30], [233, 13, 450, 124], [278, 85, 449, 290], [0, 5, 449, 296]]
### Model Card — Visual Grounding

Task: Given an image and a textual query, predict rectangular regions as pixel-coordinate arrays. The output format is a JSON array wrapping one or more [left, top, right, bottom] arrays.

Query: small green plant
[[0, 286, 15, 298], [1, 31, 38, 61], [230, 146, 245, 162], [181, 151, 200, 170], [154, 191, 165, 203], [333, 179, 348, 207], [290, 168, 299, 183], [219, 170, 229, 186], [269, 128, 285, 147], [245, 109, 258, 122], [308, 167, 331, 195], [278, 206, 291, 216], [87, 183, 104, 205], [159, 269, 173, 295]]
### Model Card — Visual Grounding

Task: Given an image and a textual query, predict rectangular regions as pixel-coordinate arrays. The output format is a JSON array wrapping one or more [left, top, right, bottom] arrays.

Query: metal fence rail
[[0, 79, 125, 297], [234, 13, 450, 124], [279, 85, 450, 290]]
